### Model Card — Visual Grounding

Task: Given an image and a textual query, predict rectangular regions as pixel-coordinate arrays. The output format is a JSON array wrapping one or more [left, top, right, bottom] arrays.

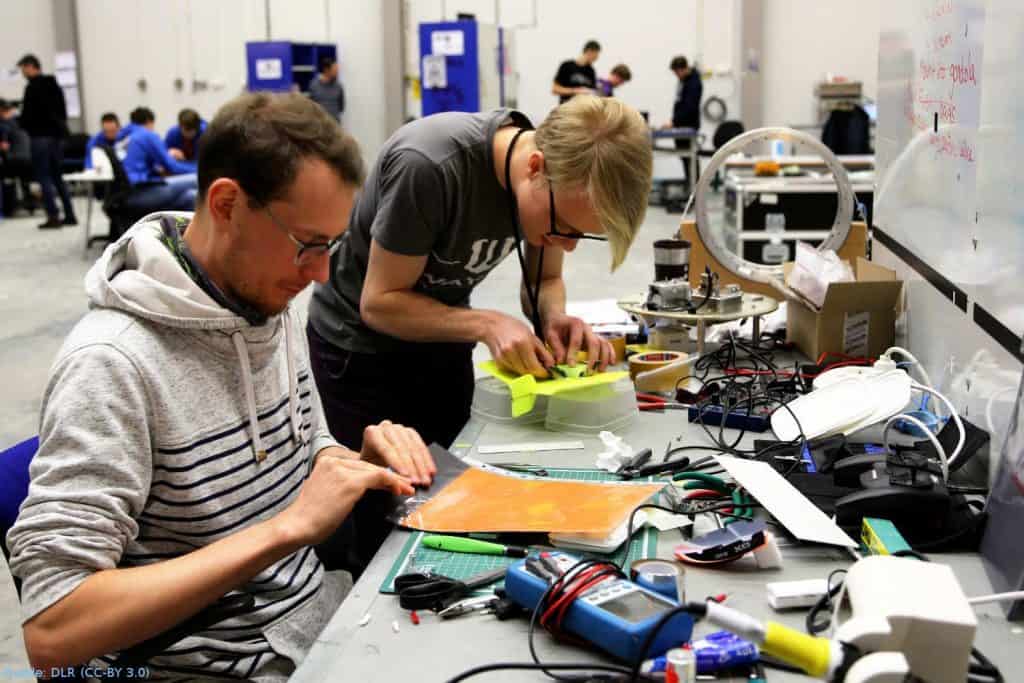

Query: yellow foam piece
[[478, 361, 629, 417]]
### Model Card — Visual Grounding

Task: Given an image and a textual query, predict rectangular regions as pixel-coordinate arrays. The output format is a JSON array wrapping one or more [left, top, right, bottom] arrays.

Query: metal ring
[[692, 127, 854, 285], [702, 95, 727, 123]]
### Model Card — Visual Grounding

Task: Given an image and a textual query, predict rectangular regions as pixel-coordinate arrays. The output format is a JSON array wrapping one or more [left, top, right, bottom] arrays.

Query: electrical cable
[[446, 662, 643, 683], [626, 602, 709, 682], [967, 591, 1024, 606], [805, 569, 847, 635], [910, 382, 966, 468], [986, 385, 1016, 436], [969, 646, 1004, 683], [524, 558, 636, 682], [882, 412, 948, 483], [621, 504, 685, 571], [880, 346, 935, 402]]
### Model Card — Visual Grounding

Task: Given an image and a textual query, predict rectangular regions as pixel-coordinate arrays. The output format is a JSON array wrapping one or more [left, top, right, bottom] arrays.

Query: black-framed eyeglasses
[[264, 206, 341, 266], [544, 187, 608, 242]]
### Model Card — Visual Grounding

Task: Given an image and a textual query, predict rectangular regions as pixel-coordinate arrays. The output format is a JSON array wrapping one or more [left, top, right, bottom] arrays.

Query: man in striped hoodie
[[6, 92, 436, 680]]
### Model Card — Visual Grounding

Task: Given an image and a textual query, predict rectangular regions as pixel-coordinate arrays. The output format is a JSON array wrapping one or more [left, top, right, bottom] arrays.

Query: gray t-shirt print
[[309, 108, 534, 354]]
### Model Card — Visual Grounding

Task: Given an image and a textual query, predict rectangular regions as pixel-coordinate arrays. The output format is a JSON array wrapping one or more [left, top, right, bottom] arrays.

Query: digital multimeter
[[503, 552, 694, 663]]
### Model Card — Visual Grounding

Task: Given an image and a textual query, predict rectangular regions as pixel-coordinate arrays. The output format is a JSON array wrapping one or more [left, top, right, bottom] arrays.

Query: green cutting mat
[[380, 467, 660, 595]]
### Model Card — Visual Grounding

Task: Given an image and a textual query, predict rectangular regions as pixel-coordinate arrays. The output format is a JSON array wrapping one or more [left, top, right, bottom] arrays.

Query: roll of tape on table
[[630, 558, 686, 602], [629, 351, 689, 393]]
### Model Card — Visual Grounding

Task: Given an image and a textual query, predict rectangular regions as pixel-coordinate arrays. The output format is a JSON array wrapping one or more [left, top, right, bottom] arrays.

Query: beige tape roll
[[629, 351, 689, 392]]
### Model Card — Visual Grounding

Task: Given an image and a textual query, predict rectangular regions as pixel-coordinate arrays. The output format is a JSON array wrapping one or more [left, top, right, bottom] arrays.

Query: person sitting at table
[[120, 106, 200, 212], [165, 107, 207, 162], [83, 112, 130, 169], [7, 91, 436, 680]]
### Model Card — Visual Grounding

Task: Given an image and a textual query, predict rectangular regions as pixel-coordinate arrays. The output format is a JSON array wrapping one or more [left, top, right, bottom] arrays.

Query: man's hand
[[543, 312, 614, 372], [168, 148, 185, 161], [0, 141, 9, 151], [278, 456, 413, 546], [359, 420, 436, 487], [484, 311, 555, 379]]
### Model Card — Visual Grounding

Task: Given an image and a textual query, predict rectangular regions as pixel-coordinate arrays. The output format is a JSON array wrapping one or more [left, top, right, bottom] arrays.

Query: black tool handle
[[622, 456, 691, 479], [462, 567, 507, 590]]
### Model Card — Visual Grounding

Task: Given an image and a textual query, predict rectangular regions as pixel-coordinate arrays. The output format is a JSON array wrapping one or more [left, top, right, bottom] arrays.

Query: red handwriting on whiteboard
[[928, 132, 976, 162], [949, 51, 977, 85], [918, 93, 958, 123], [934, 33, 953, 50], [926, 0, 953, 20]]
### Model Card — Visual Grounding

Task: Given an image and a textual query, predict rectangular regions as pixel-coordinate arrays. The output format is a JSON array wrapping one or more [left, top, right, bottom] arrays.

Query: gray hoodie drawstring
[[232, 331, 267, 463], [282, 310, 305, 448]]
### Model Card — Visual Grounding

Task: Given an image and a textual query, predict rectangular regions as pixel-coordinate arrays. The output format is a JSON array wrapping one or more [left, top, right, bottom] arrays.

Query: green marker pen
[[422, 535, 528, 558]]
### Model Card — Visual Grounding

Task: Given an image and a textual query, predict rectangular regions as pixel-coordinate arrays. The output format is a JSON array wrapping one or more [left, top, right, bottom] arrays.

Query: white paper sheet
[[715, 456, 858, 548]]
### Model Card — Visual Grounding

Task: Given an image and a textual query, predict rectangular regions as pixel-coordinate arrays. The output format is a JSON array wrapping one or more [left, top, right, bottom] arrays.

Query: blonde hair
[[535, 95, 653, 270]]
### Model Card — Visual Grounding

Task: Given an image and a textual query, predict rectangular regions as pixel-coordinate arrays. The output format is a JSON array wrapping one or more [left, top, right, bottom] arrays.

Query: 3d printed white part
[[835, 556, 976, 683]]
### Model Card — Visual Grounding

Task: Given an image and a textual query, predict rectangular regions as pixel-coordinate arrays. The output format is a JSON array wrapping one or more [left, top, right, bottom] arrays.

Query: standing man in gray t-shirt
[[308, 56, 345, 121], [306, 95, 653, 574]]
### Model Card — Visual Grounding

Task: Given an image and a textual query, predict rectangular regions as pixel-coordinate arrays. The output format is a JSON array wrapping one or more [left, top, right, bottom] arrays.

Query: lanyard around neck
[[504, 127, 545, 339]]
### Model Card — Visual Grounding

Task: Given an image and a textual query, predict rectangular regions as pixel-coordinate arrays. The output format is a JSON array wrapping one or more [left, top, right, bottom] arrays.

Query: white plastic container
[[470, 376, 548, 424], [545, 377, 638, 434]]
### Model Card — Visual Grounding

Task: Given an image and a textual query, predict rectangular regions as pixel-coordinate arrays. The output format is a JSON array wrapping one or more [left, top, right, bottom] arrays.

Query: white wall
[[73, 0, 395, 163], [761, 0, 881, 127], [326, 1, 395, 160], [76, 0, 267, 134], [0, 2, 57, 101]]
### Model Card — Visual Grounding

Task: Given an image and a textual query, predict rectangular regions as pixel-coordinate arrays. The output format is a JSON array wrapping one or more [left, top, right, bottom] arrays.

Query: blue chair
[[0, 437, 37, 583], [0, 436, 252, 680]]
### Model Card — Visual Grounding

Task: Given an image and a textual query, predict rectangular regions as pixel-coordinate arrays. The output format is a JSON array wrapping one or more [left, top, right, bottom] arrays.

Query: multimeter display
[[600, 589, 674, 624]]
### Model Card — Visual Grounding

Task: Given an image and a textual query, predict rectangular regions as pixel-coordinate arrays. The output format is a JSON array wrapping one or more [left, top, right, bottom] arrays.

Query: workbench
[[292, 395, 1018, 681]]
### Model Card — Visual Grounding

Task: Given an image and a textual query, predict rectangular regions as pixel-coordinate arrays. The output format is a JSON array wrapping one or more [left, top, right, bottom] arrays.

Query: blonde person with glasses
[[307, 95, 654, 575]]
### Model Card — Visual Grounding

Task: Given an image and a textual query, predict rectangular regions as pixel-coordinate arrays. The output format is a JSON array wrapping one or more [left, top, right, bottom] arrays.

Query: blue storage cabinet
[[419, 21, 480, 115], [246, 41, 337, 93]]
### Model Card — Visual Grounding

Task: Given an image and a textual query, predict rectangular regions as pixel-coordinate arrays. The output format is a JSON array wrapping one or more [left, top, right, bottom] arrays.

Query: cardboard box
[[784, 258, 902, 360]]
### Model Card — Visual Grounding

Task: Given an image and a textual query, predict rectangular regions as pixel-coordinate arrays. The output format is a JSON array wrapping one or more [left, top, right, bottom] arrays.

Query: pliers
[[636, 392, 688, 411], [672, 472, 755, 525]]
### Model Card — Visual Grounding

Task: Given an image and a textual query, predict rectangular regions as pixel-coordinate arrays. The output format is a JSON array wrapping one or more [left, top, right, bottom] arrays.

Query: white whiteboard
[[875, 0, 984, 282], [874, 0, 1023, 453]]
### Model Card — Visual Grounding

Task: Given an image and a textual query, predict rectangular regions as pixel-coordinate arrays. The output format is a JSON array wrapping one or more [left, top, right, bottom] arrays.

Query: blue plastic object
[[893, 409, 942, 438], [503, 553, 694, 663], [0, 436, 38, 539], [245, 41, 337, 93]]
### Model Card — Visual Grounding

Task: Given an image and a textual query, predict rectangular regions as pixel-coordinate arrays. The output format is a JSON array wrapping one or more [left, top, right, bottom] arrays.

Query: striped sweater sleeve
[[7, 344, 154, 622]]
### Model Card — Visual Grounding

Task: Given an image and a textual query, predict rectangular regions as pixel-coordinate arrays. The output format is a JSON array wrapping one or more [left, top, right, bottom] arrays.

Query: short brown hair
[[670, 56, 689, 71], [535, 95, 653, 270], [178, 108, 201, 131], [610, 64, 632, 82], [197, 92, 365, 206]]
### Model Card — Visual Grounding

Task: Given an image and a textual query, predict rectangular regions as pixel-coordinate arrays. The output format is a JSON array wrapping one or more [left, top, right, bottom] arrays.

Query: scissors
[[394, 566, 506, 612]]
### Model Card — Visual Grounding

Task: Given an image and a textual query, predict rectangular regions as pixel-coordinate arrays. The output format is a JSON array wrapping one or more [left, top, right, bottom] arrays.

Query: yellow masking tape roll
[[628, 351, 689, 392], [598, 332, 627, 364]]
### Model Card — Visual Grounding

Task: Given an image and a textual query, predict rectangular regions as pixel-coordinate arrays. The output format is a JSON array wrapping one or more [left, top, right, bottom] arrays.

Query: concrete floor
[[0, 190, 714, 672]]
